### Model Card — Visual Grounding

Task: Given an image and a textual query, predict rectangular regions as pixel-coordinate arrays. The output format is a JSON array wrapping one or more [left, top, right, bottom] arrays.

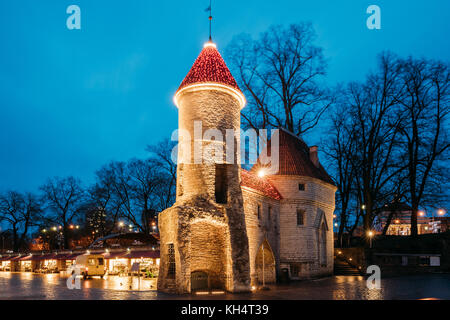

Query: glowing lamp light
[[368, 231, 374, 237], [118, 222, 124, 227], [395, 220, 400, 224], [334, 223, 338, 227], [361, 205, 366, 210], [203, 41, 217, 49], [257, 169, 266, 178], [418, 211, 425, 217], [438, 209, 446, 216]]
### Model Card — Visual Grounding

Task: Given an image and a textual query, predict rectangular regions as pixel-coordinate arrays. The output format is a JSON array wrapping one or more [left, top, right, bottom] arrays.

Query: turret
[[173, 41, 246, 203], [158, 41, 251, 294]]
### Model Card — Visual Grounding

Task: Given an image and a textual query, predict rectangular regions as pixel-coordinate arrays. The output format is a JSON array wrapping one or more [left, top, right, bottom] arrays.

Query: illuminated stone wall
[[158, 86, 251, 294], [268, 175, 336, 279], [242, 188, 279, 285]]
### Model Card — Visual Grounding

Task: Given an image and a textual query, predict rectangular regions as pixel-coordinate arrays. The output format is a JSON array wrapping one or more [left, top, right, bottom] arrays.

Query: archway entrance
[[255, 239, 276, 285], [191, 271, 209, 291]]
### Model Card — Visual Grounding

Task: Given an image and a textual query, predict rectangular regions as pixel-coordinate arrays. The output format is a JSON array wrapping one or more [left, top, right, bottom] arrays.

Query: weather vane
[[205, 0, 213, 41]]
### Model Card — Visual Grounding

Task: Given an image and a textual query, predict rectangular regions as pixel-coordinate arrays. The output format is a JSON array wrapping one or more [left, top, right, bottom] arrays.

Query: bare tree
[[0, 191, 41, 251], [323, 101, 358, 247], [103, 160, 163, 235], [397, 58, 450, 236], [146, 138, 177, 211], [226, 23, 332, 135], [40, 176, 85, 249], [83, 164, 128, 237], [340, 52, 407, 234]]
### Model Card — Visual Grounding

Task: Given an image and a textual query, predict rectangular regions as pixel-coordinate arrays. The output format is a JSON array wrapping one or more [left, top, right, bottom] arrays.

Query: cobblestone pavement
[[0, 272, 449, 300]]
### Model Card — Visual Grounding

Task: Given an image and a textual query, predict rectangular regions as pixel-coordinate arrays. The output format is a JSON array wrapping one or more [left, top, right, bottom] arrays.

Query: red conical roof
[[251, 128, 335, 185], [177, 42, 241, 92]]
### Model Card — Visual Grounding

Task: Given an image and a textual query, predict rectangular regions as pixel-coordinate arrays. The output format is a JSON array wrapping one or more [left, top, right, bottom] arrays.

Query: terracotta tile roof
[[240, 169, 282, 200], [251, 128, 335, 185], [178, 43, 241, 91]]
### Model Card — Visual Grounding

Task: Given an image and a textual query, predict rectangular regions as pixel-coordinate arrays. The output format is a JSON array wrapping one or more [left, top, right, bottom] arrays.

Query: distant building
[[429, 217, 450, 234], [376, 202, 431, 236]]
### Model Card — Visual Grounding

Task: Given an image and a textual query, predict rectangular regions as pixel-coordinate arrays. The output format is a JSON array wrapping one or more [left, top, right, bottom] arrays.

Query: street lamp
[[438, 209, 446, 216], [367, 231, 374, 248], [118, 221, 125, 233]]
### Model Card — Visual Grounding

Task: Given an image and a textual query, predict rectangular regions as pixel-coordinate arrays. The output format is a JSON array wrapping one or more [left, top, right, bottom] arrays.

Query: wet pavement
[[0, 272, 449, 300]]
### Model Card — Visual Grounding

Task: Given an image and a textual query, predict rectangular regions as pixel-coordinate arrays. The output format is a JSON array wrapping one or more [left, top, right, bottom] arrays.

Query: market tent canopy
[[102, 251, 126, 259], [9, 255, 23, 261], [19, 255, 33, 261], [0, 255, 18, 261], [62, 253, 83, 260], [31, 253, 57, 261], [122, 250, 160, 259]]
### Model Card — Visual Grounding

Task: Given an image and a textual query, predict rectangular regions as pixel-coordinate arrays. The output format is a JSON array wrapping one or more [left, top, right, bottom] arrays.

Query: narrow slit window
[[299, 183, 305, 191], [297, 209, 305, 226], [215, 164, 228, 204], [167, 243, 175, 279]]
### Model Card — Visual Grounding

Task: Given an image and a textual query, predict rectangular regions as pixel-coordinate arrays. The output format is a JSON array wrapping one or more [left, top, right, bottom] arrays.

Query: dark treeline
[[226, 23, 449, 245], [1, 23, 448, 252], [0, 139, 176, 252]]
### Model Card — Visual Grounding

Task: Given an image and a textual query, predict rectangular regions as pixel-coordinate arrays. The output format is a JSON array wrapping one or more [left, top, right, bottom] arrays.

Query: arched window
[[320, 222, 327, 266]]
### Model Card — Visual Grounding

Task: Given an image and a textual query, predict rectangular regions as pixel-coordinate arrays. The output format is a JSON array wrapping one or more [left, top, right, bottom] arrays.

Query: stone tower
[[157, 41, 251, 293]]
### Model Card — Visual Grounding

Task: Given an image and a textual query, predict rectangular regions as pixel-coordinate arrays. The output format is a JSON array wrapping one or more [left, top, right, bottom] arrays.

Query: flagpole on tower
[[207, 0, 213, 41]]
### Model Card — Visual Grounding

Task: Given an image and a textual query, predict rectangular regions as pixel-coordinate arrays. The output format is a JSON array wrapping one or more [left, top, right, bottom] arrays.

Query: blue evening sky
[[0, 0, 449, 193]]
